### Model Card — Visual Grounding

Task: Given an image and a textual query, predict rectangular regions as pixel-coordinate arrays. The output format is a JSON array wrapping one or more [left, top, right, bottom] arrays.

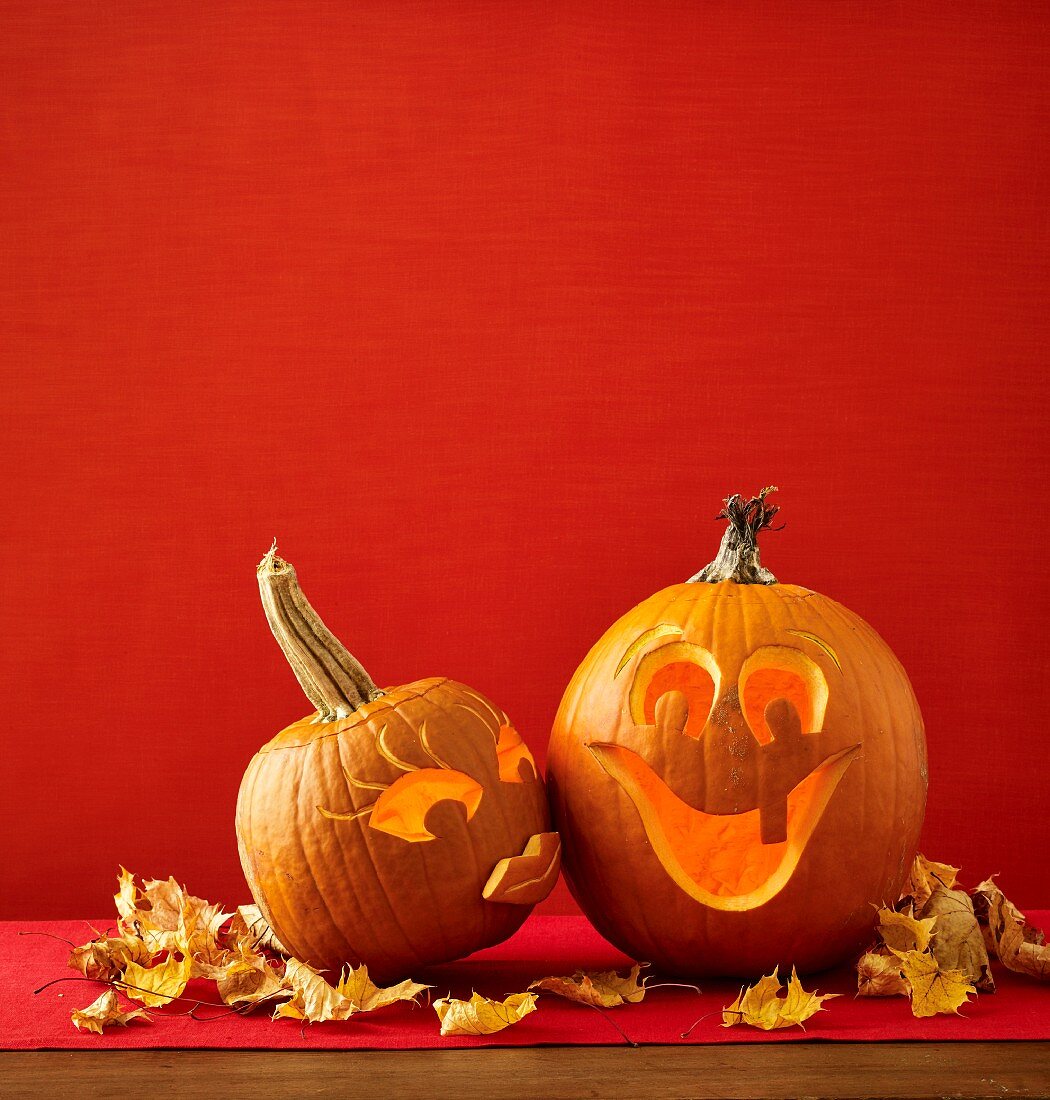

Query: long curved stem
[[258, 545, 383, 722]]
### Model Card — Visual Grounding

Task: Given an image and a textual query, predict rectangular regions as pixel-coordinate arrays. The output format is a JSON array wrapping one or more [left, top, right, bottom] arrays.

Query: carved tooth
[[760, 795, 788, 845]]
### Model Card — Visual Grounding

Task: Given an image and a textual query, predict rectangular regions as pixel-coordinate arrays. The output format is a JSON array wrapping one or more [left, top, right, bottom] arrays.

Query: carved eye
[[368, 769, 483, 842], [738, 646, 828, 745], [627, 641, 720, 739]]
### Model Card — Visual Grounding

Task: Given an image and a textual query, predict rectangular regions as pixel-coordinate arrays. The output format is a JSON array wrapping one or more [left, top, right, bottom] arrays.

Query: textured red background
[[2, 1, 1048, 921]]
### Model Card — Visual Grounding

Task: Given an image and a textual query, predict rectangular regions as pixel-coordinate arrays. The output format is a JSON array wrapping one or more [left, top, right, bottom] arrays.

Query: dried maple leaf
[[273, 958, 354, 1023], [217, 947, 287, 1008], [529, 965, 648, 1008], [336, 964, 429, 1012], [856, 951, 909, 997], [68, 934, 152, 981], [905, 854, 960, 910], [71, 989, 150, 1035], [919, 886, 994, 992], [892, 949, 975, 1017], [974, 878, 1050, 981], [722, 968, 838, 1031], [433, 991, 538, 1037], [878, 906, 937, 953], [122, 953, 193, 1007], [114, 869, 232, 960], [227, 905, 289, 956]]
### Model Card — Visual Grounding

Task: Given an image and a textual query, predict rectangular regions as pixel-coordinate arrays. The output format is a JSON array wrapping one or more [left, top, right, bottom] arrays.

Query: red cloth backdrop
[[2, 1, 1048, 921], [4, 915, 1049, 1049]]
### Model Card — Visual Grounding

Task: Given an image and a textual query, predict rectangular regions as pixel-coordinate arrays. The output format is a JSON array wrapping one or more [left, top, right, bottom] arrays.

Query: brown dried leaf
[[227, 904, 289, 955], [919, 886, 994, 992], [974, 878, 1050, 981], [216, 945, 287, 1008], [273, 958, 355, 1023], [893, 949, 975, 1017], [722, 967, 838, 1031], [856, 950, 909, 997], [433, 991, 538, 1037], [905, 854, 960, 910], [878, 906, 937, 953], [71, 989, 150, 1035], [68, 934, 152, 981], [529, 964, 647, 1008], [336, 964, 429, 1012]]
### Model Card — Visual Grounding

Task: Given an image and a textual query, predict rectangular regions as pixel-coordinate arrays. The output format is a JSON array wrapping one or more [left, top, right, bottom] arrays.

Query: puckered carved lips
[[586, 693, 861, 912]]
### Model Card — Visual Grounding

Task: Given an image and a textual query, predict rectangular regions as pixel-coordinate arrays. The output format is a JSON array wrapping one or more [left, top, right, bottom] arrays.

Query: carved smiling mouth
[[587, 742, 860, 912]]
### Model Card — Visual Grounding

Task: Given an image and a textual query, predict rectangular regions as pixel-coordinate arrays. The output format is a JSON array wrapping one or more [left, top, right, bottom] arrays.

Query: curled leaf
[[122, 953, 193, 1007], [878, 906, 936, 953], [216, 943, 287, 1007], [434, 991, 538, 1036], [529, 965, 647, 1008], [275, 958, 354, 1023], [974, 878, 1050, 981], [905, 854, 960, 910], [856, 950, 909, 997], [71, 989, 150, 1035], [919, 886, 994, 992], [228, 905, 289, 956], [722, 967, 838, 1031], [69, 934, 152, 981], [336, 964, 429, 1012], [892, 949, 975, 1017]]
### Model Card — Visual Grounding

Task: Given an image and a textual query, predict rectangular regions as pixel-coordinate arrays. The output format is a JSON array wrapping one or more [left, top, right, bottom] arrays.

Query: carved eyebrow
[[615, 624, 683, 677], [786, 629, 842, 672]]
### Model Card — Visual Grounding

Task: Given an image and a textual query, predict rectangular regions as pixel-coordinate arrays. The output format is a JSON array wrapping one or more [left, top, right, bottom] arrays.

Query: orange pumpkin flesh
[[547, 489, 927, 977], [236, 550, 559, 982]]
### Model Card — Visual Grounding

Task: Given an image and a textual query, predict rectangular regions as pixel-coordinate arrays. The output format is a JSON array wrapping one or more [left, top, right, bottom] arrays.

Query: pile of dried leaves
[[58, 870, 672, 1038], [855, 854, 1048, 1017], [53, 858, 1047, 1038]]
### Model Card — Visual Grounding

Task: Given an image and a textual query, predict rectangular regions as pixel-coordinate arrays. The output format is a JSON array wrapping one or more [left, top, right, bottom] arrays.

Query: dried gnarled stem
[[688, 486, 781, 585]]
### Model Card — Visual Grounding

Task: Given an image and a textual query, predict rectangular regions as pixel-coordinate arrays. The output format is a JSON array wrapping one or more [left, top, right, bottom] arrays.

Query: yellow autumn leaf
[[919, 886, 994, 991], [856, 951, 909, 997], [529, 965, 648, 1007], [892, 949, 975, 1018], [974, 878, 1050, 981], [71, 989, 150, 1034], [905, 854, 960, 910], [68, 934, 152, 981], [433, 991, 538, 1037], [274, 958, 355, 1023], [722, 967, 838, 1031], [122, 952, 193, 1007], [336, 964, 429, 1012], [878, 906, 937, 953]]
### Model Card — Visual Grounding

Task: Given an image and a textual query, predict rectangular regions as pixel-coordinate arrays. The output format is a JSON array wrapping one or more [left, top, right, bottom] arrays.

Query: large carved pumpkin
[[237, 548, 560, 981], [547, 489, 926, 977]]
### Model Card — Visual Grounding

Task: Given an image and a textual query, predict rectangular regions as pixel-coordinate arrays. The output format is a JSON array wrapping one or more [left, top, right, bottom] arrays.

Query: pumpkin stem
[[257, 544, 384, 722], [688, 487, 781, 585]]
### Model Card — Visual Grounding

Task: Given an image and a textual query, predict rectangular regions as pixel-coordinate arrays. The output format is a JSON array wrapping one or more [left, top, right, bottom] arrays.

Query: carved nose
[[757, 697, 819, 845]]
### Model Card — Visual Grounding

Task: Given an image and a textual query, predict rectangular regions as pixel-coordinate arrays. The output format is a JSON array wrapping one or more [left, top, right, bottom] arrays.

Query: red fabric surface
[[3, 0, 1049, 923], [4, 916, 1048, 1049]]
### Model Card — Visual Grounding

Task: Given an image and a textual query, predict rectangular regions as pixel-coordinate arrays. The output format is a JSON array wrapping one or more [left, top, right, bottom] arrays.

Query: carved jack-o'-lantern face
[[588, 627, 860, 912], [237, 550, 560, 983], [547, 490, 927, 978]]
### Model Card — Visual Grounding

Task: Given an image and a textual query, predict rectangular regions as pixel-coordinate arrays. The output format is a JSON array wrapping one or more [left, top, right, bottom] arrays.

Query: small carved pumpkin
[[236, 548, 560, 981], [547, 489, 927, 978]]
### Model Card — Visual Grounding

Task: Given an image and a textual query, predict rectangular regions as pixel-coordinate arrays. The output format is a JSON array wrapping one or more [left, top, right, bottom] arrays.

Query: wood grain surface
[[3, 1043, 1049, 1099]]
